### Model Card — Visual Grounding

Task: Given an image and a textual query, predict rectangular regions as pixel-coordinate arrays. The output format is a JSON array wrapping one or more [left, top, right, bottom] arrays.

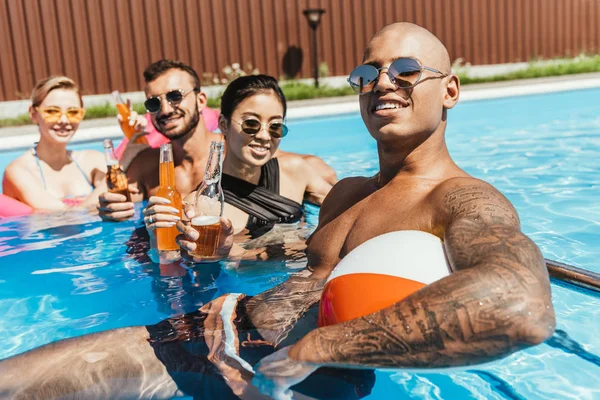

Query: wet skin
[[96, 70, 336, 223], [0, 23, 555, 399], [3, 88, 107, 210], [250, 22, 555, 392]]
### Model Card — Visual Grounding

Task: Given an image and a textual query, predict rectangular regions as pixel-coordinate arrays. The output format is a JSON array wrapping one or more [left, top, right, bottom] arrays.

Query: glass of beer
[[191, 215, 221, 258]]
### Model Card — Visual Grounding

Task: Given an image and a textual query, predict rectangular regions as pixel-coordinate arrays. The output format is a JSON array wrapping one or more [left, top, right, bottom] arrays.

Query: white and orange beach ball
[[318, 230, 451, 327]]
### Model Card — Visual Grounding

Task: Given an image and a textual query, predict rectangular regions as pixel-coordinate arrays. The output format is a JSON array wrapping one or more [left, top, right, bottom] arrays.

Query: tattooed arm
[[244, 178, 367, 345], [286, 180, 555, 368], [245, 273, 326, 345]]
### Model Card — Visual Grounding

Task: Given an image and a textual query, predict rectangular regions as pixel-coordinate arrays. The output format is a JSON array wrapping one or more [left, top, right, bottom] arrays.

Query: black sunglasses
[[348, 57, 447, 94], [144, 88, 198, 113], [232, 118, 289, 139]]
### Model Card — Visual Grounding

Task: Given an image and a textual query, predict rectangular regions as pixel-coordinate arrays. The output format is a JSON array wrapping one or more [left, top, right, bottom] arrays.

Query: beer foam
[[191, 216, 220, 226], [106, 159, 118, 166], [195, 195, 222, 215]]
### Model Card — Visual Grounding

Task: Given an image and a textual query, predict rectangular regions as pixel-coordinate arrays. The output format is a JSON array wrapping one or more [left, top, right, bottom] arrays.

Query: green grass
[[78, 102, 149, 120], [0, 83, 354, 127], [456, 54, 600, 84], [281, 81, 355, 101], [207, 97, 220, 109], [0, 113, 34, 127], [2, 54, 600, 128], [0, 102, 150, 128], [204, 82, 355, 109]]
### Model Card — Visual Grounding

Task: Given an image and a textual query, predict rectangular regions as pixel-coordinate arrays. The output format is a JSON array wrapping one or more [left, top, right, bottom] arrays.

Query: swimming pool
[[0, 88, 599, 399]]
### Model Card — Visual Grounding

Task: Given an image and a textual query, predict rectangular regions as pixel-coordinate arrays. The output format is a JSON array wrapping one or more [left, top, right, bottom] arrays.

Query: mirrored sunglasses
[[347, 57, 447, 94]]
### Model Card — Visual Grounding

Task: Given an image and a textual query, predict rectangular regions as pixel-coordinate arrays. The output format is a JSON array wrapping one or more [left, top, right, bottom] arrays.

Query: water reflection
[[124, 223, 313, 318], [141, 262, 221, 316], [145, 291, 376, 399], [0, 217, 103, 257]]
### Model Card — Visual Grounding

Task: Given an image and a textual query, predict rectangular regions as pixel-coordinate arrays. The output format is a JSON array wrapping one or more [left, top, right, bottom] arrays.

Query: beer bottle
[[192, 141, 225, 258], [103, 139, 131, 201], [156, 143, 183, 251]]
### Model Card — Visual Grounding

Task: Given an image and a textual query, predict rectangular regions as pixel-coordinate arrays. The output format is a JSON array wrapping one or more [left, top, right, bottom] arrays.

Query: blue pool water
[[0, 88, 599, 399]]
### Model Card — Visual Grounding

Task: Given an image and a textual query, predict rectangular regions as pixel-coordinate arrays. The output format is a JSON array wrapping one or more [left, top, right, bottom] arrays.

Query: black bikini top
[[221, 158, 303, 237]]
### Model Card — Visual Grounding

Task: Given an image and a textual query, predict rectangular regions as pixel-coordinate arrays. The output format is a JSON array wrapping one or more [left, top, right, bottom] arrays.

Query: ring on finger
[[148, 216, 154, 224]]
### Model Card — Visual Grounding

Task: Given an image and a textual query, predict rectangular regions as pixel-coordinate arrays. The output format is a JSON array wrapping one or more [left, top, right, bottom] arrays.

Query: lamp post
[[303, 8, 325, 88]]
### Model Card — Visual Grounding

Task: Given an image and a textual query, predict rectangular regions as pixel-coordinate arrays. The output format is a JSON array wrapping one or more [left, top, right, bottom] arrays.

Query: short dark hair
[[220, 75, 286, 121], [143, 59, 201, 89]]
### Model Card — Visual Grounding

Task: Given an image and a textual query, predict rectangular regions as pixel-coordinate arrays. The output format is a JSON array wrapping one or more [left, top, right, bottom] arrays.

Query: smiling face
[[222, 91, 284, 168], [31, 88, 83, 144], [359, 25, 456, 145], [145, 69, 205, 140]]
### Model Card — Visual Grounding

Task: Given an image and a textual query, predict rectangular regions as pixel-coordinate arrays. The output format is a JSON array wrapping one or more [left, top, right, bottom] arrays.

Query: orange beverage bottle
[[156, 143, 182, 251], [112, 91, 148, 145]]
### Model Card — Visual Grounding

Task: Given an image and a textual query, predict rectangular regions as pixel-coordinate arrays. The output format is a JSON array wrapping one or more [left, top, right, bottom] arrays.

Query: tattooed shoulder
[[435, 178, 520, 228]]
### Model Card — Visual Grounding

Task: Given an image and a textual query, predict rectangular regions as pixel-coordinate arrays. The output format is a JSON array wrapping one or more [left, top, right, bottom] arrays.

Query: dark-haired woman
[[144, 74, 332, 236]]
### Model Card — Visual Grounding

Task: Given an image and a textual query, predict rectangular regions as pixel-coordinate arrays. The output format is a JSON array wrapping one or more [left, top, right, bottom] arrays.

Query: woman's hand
[[175, 203, 235, 263], [97, 191, 135, 221], [143, 196, 181, 231]]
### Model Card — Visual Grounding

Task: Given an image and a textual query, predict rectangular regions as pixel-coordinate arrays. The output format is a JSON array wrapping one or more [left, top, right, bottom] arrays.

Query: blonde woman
[[2, 76, 106, 210]]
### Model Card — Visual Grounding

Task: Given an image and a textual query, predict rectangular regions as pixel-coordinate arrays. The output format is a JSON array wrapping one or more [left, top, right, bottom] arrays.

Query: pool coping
[[1, 73, 599, 152]]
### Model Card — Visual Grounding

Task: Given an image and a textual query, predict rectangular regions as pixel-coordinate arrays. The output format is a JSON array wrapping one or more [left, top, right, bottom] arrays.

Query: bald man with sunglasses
[[0, 24, 555, 399], [247, 22, 555, 394]]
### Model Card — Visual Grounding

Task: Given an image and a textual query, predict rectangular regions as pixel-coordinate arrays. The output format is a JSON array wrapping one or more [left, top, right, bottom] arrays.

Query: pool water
[[0, 89, 599, 399]]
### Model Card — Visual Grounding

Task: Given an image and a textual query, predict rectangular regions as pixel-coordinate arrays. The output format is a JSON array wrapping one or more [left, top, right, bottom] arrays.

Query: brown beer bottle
[[156, 143, 182, 251], [103, 139, 131, 201], [192, 141, 225, 257]]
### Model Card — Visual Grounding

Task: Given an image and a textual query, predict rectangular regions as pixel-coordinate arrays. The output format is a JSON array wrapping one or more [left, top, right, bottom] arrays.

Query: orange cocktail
[[113, 91, 147, 145]]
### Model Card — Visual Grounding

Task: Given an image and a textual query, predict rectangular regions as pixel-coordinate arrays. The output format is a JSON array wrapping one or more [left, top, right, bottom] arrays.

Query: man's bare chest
[[145, 166, 205, 199], [176, 169, 205, 198], [309, 190, 439, 266]]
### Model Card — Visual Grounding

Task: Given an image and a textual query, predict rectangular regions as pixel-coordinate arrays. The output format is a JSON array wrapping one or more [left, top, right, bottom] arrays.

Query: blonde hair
[[31, 76, 83, 107]]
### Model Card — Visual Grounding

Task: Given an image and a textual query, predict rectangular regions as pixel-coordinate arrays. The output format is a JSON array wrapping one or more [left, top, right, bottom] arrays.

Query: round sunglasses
[[36, 106, 86, 124], [144, 88, 198, 113], [347, 57, 448, 94], [232, 118, 289, 139]]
